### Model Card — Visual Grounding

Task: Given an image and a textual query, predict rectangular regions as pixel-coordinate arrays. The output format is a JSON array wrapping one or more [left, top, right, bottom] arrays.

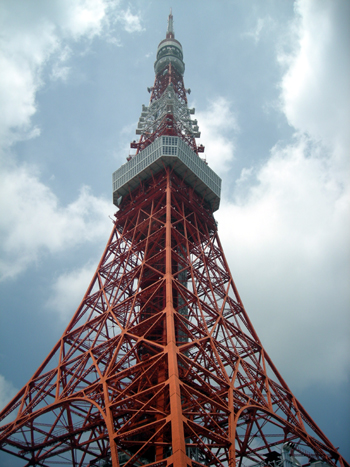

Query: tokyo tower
[[0, 10, 348, 467]]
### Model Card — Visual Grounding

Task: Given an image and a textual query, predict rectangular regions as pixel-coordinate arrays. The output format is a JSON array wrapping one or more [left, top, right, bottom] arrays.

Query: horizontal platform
[[113, 136, 221, 212]]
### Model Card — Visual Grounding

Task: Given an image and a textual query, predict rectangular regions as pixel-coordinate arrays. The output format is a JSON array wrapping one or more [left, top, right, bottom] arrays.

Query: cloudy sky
[[0, 0, 349, 463]]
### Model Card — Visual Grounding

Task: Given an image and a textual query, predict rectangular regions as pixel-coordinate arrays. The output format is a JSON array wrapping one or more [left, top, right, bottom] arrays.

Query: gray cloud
[[212, 0, 350, 388], [0, 165, 112, 280]]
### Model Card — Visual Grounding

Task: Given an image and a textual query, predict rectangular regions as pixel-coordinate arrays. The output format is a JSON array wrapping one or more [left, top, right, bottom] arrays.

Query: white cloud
[[50, 45, 72, 81], [196, 97, 239, 174], [51, 64, 71, 82], [217, 137, 350, 387], [212, 0, 350, 388], [0, 162, 112, 280], [243, 15, 275, 44], [0, 0, 143, 149], [117, 7, 144, 33], [0, 19, 57, 147], [59, 0, 110, 39], [46, 262, 98, 319], [278, 0, 350, 165], [0, 0, 142, 279]]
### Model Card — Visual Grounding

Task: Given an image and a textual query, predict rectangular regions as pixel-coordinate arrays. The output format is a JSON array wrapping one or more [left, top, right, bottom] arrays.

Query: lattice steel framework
[[0, 10, 348, 467], [131, 10, 201, 156]]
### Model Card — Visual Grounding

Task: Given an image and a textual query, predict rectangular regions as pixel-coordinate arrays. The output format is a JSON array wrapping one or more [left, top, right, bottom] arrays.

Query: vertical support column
[[228, 386, 236, 467], [103, 382, 120, 467], [165, 170, 188, 466]]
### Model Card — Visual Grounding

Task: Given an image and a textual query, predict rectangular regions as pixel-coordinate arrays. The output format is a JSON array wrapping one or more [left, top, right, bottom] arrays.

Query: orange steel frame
[[0, 168, 348, 467]]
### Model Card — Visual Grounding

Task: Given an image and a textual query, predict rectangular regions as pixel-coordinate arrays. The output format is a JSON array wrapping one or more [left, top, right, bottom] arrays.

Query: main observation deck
[[113, 136, 221, 212]]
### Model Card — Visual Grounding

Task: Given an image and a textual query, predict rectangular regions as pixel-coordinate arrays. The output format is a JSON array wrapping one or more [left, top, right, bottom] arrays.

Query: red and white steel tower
[[0, 11, 348, 467]]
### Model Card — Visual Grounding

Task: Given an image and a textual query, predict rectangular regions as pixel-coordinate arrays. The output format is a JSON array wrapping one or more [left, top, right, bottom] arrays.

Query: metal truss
[[133, 63, 200, 155], [150, 63, 187, 105], [0, 169, 347, 467]]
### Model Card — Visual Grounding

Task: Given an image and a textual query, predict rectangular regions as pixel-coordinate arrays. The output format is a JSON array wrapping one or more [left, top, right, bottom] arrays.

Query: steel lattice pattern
[[0, 170, 345, 467]]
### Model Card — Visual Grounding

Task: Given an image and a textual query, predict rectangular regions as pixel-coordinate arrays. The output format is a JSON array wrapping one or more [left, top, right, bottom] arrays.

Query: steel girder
[[0, 169, 347, 467], [135, 63, 198, 155]]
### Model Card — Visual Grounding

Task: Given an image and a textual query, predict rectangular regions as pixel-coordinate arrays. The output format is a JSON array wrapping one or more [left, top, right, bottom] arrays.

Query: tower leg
[[104, 382, 120, 467], [165, 171, 187, 466]]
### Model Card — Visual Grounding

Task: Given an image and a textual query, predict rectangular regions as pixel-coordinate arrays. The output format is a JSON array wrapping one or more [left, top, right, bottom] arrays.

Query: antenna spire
[[166, 8, 174, 39]]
